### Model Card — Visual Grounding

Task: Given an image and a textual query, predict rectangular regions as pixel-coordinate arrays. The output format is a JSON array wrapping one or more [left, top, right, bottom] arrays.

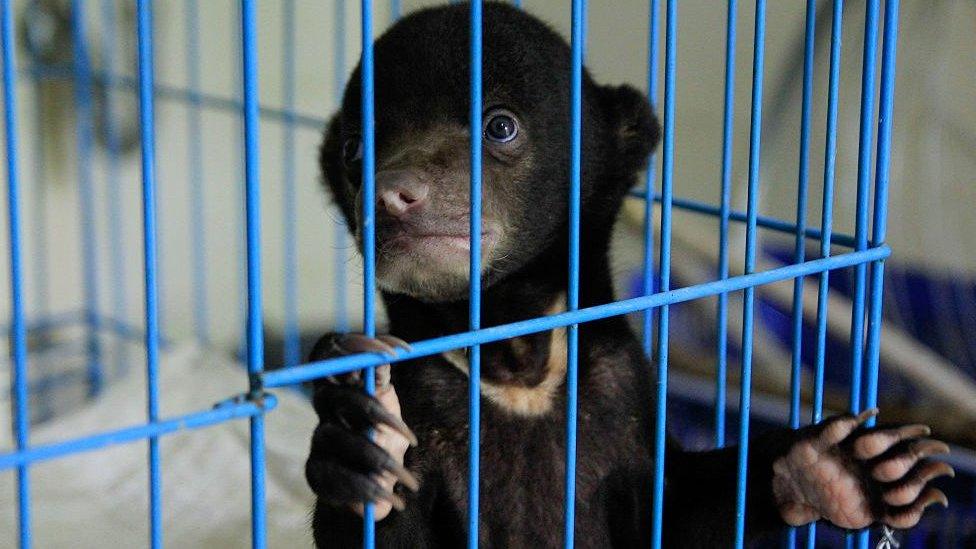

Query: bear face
[[320, 3, 658, 302]]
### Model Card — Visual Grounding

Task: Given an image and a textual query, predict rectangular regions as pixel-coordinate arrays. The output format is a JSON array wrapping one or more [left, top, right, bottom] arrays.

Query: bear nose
[[376, 170, 430, 218]]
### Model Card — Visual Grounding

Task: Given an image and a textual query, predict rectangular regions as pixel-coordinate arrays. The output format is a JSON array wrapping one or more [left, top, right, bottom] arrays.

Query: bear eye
[[484, 112, 519, 143], [342, 138, 363, 166]]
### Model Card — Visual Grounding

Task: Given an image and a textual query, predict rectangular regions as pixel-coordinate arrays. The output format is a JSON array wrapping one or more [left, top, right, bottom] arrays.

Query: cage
[[1, 1, 974, 548]]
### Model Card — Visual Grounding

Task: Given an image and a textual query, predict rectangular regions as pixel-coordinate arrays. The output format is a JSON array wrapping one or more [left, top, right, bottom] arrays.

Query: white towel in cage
[[0, 344, 317, 548]]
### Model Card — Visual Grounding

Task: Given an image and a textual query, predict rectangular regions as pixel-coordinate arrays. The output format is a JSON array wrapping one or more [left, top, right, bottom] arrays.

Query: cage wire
[[2, 1, 975, 548]]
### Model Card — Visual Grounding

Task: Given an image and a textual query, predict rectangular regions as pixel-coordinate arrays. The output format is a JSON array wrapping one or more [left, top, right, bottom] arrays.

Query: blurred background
[[0, 0, 974, 546]]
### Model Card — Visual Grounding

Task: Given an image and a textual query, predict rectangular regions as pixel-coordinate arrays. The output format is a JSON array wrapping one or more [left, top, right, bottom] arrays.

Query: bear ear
[[318, 114, 357, 233], [599, 84, 660, 176]]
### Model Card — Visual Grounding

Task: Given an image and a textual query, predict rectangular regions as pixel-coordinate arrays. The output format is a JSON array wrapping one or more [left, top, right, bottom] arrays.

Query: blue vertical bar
[[850, 2, 880, 544], [71, 0, 103, 396], [240, 1, 268, 547], [186, 0, 209, 344], [2, 1, 32, 545], [713, 0, 736, 448], [863, 0, 899, 426], [789, 0, 816, 433], [734, 1, 766, 547], [468, 4, 483, 547], [860, 1, 898, 548], [390, 0, 401, 21], [650, 2, 676, 548], [785, 3, 816, 547], [847, 0, 879, 415], [639, 0, 659, 358], [360, 0, 378, 544], [334, 0, 349, 332], [282, 0, 300, 368], [102, 0, 130, 375], [564, 2, 585, 547], [135, 2, 162, 547], [233, 0, 248, 362], [807, 3, 844, 547]]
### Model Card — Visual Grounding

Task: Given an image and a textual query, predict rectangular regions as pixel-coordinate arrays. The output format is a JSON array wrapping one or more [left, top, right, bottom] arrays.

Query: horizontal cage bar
[[264, 246, 889, 388]]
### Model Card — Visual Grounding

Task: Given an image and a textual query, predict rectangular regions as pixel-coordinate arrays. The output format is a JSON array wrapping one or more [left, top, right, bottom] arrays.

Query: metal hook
[[876, 526, 901, 549]]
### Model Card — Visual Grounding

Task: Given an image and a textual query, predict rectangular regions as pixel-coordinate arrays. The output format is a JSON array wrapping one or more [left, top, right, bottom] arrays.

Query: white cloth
[[0, 344, 317, 548]]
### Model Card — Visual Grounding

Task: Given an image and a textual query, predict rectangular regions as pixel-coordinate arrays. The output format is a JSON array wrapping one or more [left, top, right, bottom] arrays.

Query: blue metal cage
[[0, 1, 908, 548]]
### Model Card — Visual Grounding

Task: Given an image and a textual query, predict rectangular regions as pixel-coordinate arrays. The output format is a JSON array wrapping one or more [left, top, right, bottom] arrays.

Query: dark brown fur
[[306, 4, 950, 547]]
